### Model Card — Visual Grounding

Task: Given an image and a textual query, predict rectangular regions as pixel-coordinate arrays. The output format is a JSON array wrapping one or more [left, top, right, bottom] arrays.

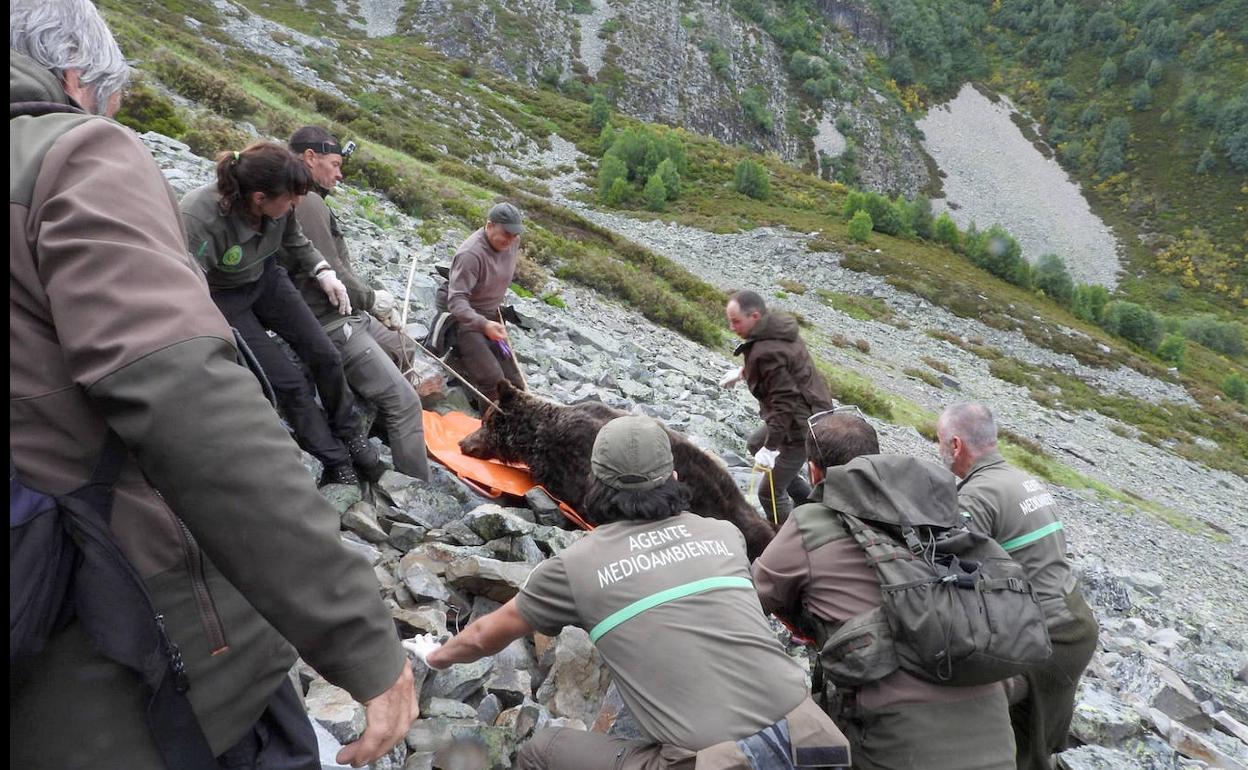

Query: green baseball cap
[[591, 416, 674, 491], [488, 202, 525, 234]]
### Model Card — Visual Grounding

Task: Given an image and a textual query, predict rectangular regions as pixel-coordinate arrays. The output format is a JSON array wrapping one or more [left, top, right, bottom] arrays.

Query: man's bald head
[[936, 402, 998, 477]]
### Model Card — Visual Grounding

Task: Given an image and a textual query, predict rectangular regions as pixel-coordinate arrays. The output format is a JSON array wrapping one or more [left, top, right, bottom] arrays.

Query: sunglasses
[[807, 403, 865, 456], [291, 139, 356, 159]]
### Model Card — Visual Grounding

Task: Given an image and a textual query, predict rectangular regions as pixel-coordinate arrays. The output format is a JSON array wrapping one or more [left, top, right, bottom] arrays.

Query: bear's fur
[[459, 381, 776, 560]]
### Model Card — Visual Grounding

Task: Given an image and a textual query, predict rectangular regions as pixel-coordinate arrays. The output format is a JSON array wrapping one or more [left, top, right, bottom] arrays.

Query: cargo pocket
[[820, 606, 900, 687]]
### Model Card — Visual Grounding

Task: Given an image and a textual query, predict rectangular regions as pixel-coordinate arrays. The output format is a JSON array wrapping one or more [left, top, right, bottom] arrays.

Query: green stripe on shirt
[[589, 576, 754, 642], [1000, 521, 1064, 552]]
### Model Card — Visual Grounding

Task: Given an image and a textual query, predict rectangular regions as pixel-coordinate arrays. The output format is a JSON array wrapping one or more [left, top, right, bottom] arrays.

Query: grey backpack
[[796, 457, 1052, 688]]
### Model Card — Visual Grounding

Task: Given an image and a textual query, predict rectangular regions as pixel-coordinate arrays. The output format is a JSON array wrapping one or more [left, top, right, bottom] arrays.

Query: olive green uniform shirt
[[515, 512, 807, 750], [957, 452, 1079, 629], [180, 182, 324, 289]]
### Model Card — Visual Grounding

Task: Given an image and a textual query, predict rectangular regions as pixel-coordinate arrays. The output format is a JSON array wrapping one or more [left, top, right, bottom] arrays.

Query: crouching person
[[752, 410, 1016, 770], [410, 416, 849, 769]]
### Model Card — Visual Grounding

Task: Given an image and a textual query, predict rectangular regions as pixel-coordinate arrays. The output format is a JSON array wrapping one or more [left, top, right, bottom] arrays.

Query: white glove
[[719, 367, 743, 389], [371, 289, 396, 322], [402, 634, 446, 670], [316, 270, 352, 315], [754, 447, 780, 471]]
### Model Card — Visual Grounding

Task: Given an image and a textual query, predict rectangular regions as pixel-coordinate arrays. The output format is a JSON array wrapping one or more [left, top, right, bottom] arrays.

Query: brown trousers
[[449, 326, 524, 407], [514, 696, 848, 770]]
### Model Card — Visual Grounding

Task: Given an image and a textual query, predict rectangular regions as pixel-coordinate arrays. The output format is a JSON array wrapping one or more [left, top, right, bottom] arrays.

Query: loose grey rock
[[342, 501, 389, 544], [397, 557, 451, 603], [464, 505, 536, 541], [444, 556, 534, 602], [388, 522, 427, 552], [424, 697, 479, 719], [534, 627, 612, 726], [1071, 682, 1143, 746], [424, 658, 493, 702], [305, 679, 366, 745]]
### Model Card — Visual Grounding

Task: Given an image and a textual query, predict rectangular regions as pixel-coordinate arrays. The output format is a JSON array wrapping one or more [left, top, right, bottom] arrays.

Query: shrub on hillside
[[655, 157, 681, 200], [740, 87, 774, 133], [1100, 300, 1162, 351], [1157, 333, 1186, 367], [598, 155, 628, 202], [151, 50, 257, 119], [182, 115, 251, 160], [1223, 374, 1248, 404], [643, 173, 667, 211], [1180, 316, 1245, 357], [848, 210, 873, 242], [1034, 253, 1074, 304], [965, 225, 1031, 288], [1071, 283, 1110, 323], [114, 79, 186, 138], [933, 212, 960, 249], [843, 191, 907, 236], [909, 196, 934, 240], [733, 159, 771, 200], [588, 94, 611, 130]]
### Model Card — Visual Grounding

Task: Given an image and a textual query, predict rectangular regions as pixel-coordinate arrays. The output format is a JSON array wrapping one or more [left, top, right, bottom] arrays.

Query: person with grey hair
[[433, 202, 527, 407], [937, 403, 1099, 770], [11, 2, 415, 768]]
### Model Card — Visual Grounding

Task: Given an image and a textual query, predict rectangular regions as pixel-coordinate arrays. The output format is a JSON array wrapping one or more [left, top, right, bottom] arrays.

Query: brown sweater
[[446, 227, 518, 332]]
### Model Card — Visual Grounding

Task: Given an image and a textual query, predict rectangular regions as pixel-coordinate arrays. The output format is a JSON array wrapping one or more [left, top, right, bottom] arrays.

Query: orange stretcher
[[421, 410, 592, 531]]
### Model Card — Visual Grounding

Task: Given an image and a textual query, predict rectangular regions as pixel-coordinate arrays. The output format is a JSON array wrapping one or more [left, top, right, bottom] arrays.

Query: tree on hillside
[[933, 212, 959, 249], [1098, 58, 1118, 88], [1101, 300, 1162, 351], [1034, 253, 1074, 304], [598, 155, 627, 202], [589, 93, 611, 131], [1072, 283, 1110, 323], [643, 173, 667, 211], [655, 157, 680, 200], [848, 210, 873, 242], [910, 195, 934, 240], [1157, 333, 1186, 367], [733, 159, 770, 200]]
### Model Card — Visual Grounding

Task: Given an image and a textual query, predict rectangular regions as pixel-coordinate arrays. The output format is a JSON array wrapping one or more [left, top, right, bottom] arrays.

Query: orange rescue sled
[[421, 410, 592, 531]]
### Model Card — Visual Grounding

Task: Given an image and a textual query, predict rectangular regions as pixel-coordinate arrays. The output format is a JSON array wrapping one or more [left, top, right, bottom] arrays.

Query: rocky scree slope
[[143, 130, 1248, 770], [384, 0, 930, 194]]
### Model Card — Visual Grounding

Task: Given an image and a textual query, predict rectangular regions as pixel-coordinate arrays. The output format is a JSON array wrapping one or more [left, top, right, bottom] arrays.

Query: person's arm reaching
[[417, 599, 535, 670]]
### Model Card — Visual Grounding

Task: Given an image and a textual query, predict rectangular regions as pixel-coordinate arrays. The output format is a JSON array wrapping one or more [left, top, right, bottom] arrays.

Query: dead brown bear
[[459, 380, 776, 560]]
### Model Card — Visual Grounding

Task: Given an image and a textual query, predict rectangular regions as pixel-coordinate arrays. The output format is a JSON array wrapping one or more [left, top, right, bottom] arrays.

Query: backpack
[[10, 432, 218, 770], [795, 458, 1052, 689]]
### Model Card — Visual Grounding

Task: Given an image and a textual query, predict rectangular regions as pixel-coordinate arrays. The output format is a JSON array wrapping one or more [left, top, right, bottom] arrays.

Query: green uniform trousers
[[514, 696, 848, 770], [1013, 589, 1100, 770], [836, 687, 1015, 770]]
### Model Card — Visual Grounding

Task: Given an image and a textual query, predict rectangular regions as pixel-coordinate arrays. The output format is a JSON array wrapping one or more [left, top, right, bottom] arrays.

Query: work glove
[[402, 634, 446, 670], [753, 447, 780, 471], [316, 269, 352, 315], [718, 367, 743, 389], [371, 289, 397, 321]]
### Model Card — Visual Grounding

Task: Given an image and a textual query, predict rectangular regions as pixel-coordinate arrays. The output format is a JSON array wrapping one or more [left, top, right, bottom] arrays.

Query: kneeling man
[[413, 415, 849, 769]]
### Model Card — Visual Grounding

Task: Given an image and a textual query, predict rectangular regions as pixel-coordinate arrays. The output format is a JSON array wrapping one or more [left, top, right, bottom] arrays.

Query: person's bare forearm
[[425, 599, 533, 669]]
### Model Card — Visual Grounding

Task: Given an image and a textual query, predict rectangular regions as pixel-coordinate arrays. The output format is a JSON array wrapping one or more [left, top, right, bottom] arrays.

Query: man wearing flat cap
[[436, 201, 527, 406], [406, 416, 850, 769]]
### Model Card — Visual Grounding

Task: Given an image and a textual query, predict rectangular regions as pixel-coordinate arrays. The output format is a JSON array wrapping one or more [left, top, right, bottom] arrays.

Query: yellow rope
[[747, 465, 780, 526]]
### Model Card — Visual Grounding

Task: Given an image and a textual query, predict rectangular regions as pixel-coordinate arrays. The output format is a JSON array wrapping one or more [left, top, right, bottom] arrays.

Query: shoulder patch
[[221, 244, 243, 268]]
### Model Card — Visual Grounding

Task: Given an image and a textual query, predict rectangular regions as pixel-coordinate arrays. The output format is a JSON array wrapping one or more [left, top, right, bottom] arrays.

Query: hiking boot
[[319, 462, 359, 487], [347, 434, 385, 482]]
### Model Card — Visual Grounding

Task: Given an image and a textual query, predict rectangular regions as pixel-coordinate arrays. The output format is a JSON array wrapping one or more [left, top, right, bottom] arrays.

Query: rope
[[747, 465, 780, 526]]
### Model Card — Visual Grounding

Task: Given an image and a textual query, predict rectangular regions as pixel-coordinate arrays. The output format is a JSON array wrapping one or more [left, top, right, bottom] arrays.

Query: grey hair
[[939, 402, 998, 451], [10, 0, 130, 115]]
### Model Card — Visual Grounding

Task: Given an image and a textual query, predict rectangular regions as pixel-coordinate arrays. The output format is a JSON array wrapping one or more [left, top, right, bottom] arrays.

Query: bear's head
[[458, 380, 543, 461]]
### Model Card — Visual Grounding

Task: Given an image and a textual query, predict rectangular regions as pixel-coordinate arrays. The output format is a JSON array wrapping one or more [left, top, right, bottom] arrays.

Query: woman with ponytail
[[180, 141, 383, 486]]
